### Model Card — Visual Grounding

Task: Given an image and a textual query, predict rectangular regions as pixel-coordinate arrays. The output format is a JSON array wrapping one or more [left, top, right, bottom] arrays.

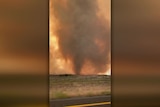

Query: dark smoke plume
[[52, 0, 110, 74]]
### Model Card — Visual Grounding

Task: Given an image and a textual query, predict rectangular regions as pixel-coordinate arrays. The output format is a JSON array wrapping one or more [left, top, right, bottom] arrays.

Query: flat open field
[[49, 75, 111, 99]]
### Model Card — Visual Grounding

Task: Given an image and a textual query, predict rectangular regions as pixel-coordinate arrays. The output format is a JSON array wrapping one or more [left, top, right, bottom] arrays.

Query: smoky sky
[[52, 0, 110, 74]]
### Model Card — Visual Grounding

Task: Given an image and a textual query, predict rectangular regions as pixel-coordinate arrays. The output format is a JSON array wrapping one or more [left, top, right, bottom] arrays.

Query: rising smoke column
[[51, 0, 110, 75]]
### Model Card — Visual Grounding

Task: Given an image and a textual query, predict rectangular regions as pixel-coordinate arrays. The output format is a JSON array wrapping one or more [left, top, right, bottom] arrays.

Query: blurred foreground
[[0, 74, 48, 107], [112, 0, 160, 106], [0, 0, 48, 106]]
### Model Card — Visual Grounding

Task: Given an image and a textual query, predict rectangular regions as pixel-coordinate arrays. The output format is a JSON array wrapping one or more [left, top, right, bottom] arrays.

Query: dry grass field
[[49, 75, 111, 99]]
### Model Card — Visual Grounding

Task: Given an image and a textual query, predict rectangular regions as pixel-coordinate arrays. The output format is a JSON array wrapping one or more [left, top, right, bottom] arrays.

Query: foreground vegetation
[[50, 75, 111, 99]]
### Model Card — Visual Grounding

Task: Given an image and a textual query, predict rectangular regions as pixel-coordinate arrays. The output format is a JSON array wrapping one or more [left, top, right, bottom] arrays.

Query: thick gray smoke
[[52, 0, 110, 74]]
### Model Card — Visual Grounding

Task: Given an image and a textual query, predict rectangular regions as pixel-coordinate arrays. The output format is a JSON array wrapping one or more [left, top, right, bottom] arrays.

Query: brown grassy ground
[[49, 75, 111, 99]]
